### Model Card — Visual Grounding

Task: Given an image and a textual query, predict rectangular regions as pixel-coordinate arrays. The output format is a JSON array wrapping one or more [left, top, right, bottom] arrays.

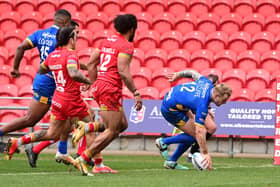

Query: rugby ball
[[191, 152, 208, 171]]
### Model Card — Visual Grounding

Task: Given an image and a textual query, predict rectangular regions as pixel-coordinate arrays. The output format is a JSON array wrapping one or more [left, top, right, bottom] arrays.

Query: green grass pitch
[[0, 154, 279, 187]]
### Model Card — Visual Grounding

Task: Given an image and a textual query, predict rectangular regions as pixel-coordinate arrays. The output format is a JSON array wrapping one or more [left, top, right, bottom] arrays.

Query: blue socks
[[170, 142, 193, 162], [0, 130, 3, 137], [58, 141, 67, 154], [162, 133, 195, 145]]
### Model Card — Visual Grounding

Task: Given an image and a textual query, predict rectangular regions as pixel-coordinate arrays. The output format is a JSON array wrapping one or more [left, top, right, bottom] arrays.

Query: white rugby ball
[[191, 152, 208, 171]]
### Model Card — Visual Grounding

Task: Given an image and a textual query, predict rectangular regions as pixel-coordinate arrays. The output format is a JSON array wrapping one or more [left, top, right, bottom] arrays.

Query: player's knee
[[207, 124, 217, 134]]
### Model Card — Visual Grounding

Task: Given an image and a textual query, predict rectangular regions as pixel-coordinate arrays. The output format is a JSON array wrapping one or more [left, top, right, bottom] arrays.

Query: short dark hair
[[54, 9, 71, 19], [55, 26, 75, 48], [113, 14, 137, 34], [70, 20, 79, 27], [207, 74, 219, 85]]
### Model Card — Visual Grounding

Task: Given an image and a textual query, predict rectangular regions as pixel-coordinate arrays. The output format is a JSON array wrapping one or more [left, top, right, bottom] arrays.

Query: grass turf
[[0, 153, 279, 187]]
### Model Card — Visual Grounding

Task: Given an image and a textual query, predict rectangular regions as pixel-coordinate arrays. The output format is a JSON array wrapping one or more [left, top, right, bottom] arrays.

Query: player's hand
[[10, 69, 20, 78], [208, 110, 215, 120], [166, 73, 177, 82], [201, 153, 212, 171], [80, 83, 91, 92], [134, 95, 142, 111]]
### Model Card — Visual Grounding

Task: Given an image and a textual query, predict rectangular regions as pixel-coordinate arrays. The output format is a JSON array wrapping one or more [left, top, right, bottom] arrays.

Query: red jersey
[[96, 33, 134, 89], [44, 48, 81, 101]]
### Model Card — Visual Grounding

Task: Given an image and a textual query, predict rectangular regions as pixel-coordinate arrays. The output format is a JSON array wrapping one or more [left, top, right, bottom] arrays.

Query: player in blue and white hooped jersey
[[156, 70, 232, 170]]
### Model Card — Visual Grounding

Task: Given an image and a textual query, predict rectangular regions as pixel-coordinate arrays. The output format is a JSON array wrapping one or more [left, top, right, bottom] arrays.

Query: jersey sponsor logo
[[50, 54, 61, 58], [129, 105, 146, 124], [42, 32, 56, 39], [40, 96, 49, 104]]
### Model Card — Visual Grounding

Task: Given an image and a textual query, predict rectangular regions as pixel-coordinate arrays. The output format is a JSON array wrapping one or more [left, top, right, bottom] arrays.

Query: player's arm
[[87, 48, 100, 83], [38, 62, 50, 74], [166, 70, 202, 82], [11, 39, 34, 78], [118, 52, 142, 111], [67, 55, 92, 85], [80, 62, 88, 70]]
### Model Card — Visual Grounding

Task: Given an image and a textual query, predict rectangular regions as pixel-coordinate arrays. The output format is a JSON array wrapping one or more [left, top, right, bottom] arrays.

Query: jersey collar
[[115, 32, 127, 41], [51, 25, 60, 29]]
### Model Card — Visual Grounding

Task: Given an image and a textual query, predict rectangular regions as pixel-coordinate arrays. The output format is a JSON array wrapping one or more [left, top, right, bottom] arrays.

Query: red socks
[[32, 139, 58, 154]]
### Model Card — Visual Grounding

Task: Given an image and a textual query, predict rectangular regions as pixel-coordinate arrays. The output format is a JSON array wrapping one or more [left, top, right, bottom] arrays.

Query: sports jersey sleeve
[[118, 42, 134, 57], [26, 30, 40, 47], [67, 54, 79, 69], [195, 103, 208, 126]]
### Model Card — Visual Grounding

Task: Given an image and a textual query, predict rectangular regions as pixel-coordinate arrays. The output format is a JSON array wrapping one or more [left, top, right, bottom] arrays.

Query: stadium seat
[[190, 50, 213, 72], [132, 67, 152, 89], [182, 31, 205, 53], [0, 84, 18, 105], [0, 104, 24, 123], [138, 87, 160, 100], [123, 0, 145, 14], [136, 30, 160, 52], [122, 86, 133, 99], [131, 48, 144, 71], [159, 87, 171, 99], [228, 32, 251, 54], [0, 11, 20, 33], [80, 0, 102, 16], [76, 29, 93, 50], [159, 31, 182, 51], [251, 32, 274, 54], [21, 12, 43, 35], [167, 49, 190, 72], [236, 50, 260, 73], [197, 13, 219, 34], [42, 13, 54, 29], [0, 65, 11, 85], [86, 13, 108, 33], [205, 31, 228, 53], [242, 14, 265, 35], [256, 0, 278, 17], [269, 70, 280, 89], [92, 30, 114, 48], [233, 0, 256, 17], [201, 68, 223, 81], [223, 69, 246, 91], [0, 30, 3, 45], [246, 69, 270, 93], [174, 13, 197, 35], [135, 12, 153, 33], [230, 88, 254, 101], [15, 0, 37, 16], [260, 50, 280, 74], [37, 0, 59, 17], [152, 13, 175, 35], [151, 68, 174, 92], [4, 29, 26, 53], [189, 0, 211, 16], [255, 89, 276, 102], [275, 33, 280, 51], [72, 12, 87, 29], [78, 48, 95, 64], [102, 0, 122, 17], [265, 14, 280, 36], [145, 0, 167, 17], [213, 50, 236, 73], [211, 0, 234, 17], [13, 65, 36, 89], [173, 77, 193, 86], [0, 0, 15, 15], [7, 51, 30, 67], [167, 0, 188, 17], [59, 0, 80, 14], [28, 50, 40, 69], [144, 48, 168, 72], [220, 13, 242, 35], [0, 47, 9, 65], [18, 85, 33, 106]]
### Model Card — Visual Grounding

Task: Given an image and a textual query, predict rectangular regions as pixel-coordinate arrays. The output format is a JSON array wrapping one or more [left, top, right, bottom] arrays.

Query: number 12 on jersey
[[100, 54, 112, 71]]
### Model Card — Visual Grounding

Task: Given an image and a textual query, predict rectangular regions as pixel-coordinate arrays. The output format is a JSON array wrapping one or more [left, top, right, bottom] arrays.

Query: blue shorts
[[32, 73, 56, 105], [161, 104, 189, 128]]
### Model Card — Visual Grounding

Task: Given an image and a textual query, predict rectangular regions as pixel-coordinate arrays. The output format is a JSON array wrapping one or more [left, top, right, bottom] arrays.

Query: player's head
[[207, 74, 219, 86], [70, 20, 79, 35], [113, 14, 137, 42], [55, 26, 77, 50], [212, 83, 232, 106], [53, 9, 72, 27]]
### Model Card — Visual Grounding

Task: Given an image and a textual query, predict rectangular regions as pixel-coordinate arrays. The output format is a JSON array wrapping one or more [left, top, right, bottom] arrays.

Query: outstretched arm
[[167, 70, 202, 82]]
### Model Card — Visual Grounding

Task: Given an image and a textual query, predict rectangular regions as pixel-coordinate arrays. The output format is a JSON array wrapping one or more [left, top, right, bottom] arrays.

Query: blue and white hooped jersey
[[163, 76, 214, 125]]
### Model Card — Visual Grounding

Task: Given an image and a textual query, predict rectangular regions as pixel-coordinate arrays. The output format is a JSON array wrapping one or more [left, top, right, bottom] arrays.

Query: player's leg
[[0, 99, 50, 136]]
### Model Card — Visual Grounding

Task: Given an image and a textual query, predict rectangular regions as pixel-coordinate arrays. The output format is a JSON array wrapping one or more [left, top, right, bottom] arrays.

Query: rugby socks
[[162, 133, 195, 145], [93, 153, 104, 168], [170, 143, 191, 162], [85, 122, 103, 133], [81, 149, 92, 163], [58, 141, 67, 154], [77, 136, 87, 156], [190, 132, 213, 154], [206, 132, 212, 140], [33, 140, 58, 154], [0, 130, 3, 137], [18, 133, 35, 145]]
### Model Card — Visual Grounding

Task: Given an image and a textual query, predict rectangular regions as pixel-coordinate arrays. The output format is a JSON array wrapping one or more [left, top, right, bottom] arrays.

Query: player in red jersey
[[5, 27, 104, 171], [71, 14, 142, 175]]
